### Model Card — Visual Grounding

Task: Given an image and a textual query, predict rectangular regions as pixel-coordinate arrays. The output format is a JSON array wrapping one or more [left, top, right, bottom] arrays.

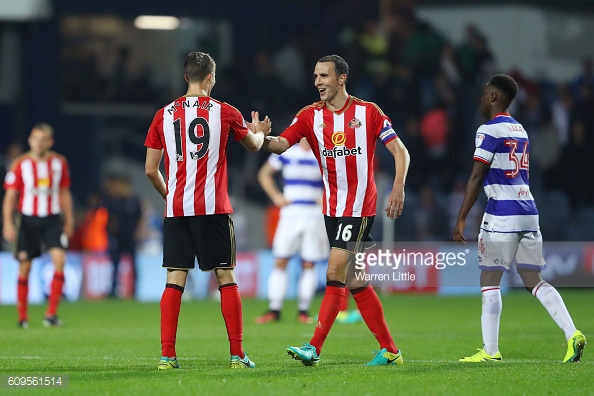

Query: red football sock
[[219, 283, 244, 358], [340, 289, 349, 312], [160, 284, 184, 358], [353, 286, 398, 353], [17, 276, 29, 321], [310, 284, 346, 355], [46, 271, 65, 317]]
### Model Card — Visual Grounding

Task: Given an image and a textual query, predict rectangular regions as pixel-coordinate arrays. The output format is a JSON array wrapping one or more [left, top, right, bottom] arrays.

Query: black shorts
[[15, 214, 66, 261], [162, 214, 236, 271], [324, 216, 374, 253]]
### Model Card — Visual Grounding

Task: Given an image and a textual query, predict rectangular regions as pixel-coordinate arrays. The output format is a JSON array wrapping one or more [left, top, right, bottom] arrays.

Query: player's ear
[[184, 74, 189, 83]]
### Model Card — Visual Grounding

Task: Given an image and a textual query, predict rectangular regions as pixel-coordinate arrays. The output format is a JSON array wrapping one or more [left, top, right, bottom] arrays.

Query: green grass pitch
[[0, 289, 592, 395]]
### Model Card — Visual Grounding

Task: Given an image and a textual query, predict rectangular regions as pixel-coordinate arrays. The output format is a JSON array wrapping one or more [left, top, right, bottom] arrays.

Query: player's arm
[[240, 111, 271, 152], [145, 148, 167, 200], [258, 162, 290, 207], [384, 138, 410, 220], [452, 160, 490, 242], [59, 187, 74, 238], [262, 136, 291, 155], [2, 188, 18, 242]]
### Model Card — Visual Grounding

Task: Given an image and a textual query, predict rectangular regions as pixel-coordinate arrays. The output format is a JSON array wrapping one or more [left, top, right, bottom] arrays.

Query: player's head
[[480, 74, 518, 117], [314, 55, 349, 102], [184, 52, 216, 90], [28, 123, 54, 156]]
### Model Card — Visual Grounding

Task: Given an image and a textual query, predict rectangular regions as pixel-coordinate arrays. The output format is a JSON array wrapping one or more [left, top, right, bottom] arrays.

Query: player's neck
[[325, 91, 349, 113], [29, 151, 50, 161], [185, 84, 210, 97]]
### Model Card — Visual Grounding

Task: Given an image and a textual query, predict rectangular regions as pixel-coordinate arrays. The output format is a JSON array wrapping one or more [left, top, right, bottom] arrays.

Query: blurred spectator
[[70, 191, 109, 253], [558, 119, 594, 211], [413, 184, 449, 240], [103, 175, 142, 297], [551, 83, 574, 146], [457, 24, 494, 85]]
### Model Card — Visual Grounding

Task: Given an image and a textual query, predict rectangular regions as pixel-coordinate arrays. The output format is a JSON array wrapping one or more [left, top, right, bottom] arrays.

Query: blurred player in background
[[2, 123, 74, 328], [453, 74, 587, 363], [255, 138, 328, 325], [264, 54, 410, 366], [145, 52, 271, 370]]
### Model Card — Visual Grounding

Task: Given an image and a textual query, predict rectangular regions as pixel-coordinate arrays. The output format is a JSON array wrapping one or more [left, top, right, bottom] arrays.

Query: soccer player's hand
[[248, 111, 272, 136], [452, 220, 466, 243], [2, 222, 16, 242], [271, 193, 291, 208], [63, 221, 74, 239], [385, 183, 405, 220]]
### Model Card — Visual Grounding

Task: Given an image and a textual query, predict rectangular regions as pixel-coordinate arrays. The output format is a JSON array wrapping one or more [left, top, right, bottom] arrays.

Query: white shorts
[[272, 213, 329, 262], [478, 229, 546, 272]]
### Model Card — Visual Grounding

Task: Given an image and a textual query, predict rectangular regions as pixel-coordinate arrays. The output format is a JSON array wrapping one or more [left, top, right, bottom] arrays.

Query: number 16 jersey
[[145, 96, 249, 217], [472, 113, 539, 233]]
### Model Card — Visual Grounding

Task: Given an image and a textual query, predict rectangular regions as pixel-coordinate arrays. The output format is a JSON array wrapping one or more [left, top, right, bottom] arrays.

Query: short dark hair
[[317, 54, 349, 79], [184, 52, 216, 83], [489, 74, 518, 103], [31, 123, 54, 137]]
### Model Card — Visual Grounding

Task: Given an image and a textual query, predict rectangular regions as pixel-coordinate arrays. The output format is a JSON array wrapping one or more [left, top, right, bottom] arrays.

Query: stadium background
[[1, 0, 594, 302]]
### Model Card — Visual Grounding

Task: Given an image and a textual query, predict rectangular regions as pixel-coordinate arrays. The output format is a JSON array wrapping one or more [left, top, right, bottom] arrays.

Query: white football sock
[[297, 267, 317, 312], [268, 267, 288, 311], [481, 287, 502, 356], [532, 281, 577, 340]]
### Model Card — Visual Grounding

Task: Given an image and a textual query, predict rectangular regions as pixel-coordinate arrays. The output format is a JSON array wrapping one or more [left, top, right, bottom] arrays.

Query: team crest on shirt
[[318, 122, 326, 129], [331, 131, 346, 146], [348, 118, 362, 129], [475, 133, 485, 147]]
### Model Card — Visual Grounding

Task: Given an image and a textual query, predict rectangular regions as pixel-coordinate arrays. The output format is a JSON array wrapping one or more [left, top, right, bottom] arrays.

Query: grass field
[[0, 289, 592, 395]]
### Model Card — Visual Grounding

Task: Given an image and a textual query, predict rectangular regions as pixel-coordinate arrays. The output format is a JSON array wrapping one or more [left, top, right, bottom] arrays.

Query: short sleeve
[[3, 170, 19, 190], [225, 104, 250, 141], [60, 158, 71, 188], [473, 126, 497, 164], [280, 113, 309, 146], [377, 115, 398, 145], [145, 110, 164, 149], [267, 153, 283, 171]]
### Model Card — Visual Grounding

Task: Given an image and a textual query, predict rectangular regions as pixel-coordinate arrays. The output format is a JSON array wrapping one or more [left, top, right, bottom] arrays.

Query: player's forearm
[[2, 190, 17, 226], [243, 131, 265, 152], [456, 178, 482, 222], [258, 172, 282, 202], [147, 170, 167, 200], [263, 136, 290, 155], [59, 189, 74, 226], [393, 143, 410, 187]]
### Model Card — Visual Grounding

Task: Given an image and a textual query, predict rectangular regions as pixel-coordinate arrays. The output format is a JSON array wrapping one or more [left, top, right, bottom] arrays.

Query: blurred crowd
[[4, 3, 594, 252], [216, 6, 594, 242]]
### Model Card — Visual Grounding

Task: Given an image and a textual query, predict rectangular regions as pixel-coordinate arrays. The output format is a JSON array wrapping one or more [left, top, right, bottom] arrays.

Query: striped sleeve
[[473, 126, 496, 164]]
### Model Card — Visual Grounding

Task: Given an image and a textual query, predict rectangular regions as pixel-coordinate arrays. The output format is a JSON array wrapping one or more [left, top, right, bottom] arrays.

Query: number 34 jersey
[[145, 96, 249, 217], [472, 113, 539, 233]]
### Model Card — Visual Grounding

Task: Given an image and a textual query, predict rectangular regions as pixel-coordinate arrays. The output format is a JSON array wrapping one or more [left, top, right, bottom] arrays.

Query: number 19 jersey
[[145, 96, 249, 217], [473, 113, 539, 232]]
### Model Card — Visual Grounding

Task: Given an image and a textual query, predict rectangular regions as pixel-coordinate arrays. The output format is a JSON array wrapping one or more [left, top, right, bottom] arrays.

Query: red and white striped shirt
[[3, 152, 71, 217], [281, 96, 398, 217], [144, 96, 249, 217]]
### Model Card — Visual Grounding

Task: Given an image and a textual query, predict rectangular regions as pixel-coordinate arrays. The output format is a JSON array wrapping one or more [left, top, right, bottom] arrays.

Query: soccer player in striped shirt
[[2, 123, 74, 329], [453, 74, 586, 363], [145, 52, 271, 370], [264, 54, 410, 366]]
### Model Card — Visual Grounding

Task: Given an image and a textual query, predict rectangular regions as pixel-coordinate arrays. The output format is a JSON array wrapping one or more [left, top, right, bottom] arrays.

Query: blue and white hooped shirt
[[267, 144, 323, 217], [473, 113, 539, 233]]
